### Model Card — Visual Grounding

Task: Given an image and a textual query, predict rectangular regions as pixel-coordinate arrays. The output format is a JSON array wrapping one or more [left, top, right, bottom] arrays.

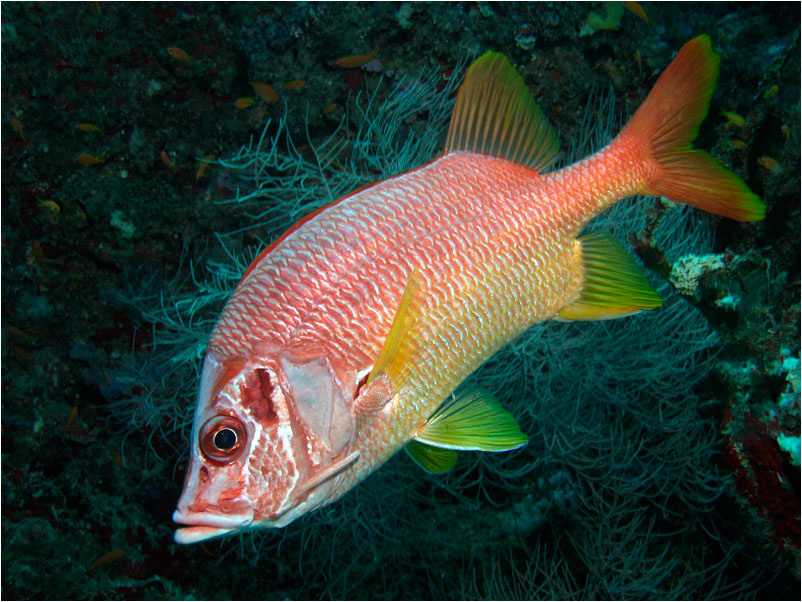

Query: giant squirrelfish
[[173, 36, 764, 544]]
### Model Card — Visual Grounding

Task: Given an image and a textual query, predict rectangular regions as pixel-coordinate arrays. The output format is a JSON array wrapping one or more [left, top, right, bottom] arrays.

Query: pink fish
[[173, 36, 764, 544]]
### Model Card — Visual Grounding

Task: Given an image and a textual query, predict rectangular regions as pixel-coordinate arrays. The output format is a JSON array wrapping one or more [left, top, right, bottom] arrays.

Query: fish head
[[173, 345, 358, 544]]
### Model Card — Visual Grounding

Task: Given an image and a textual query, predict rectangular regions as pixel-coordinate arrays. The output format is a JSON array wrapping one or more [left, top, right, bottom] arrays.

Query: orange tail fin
[[620, 35, 765, 221]]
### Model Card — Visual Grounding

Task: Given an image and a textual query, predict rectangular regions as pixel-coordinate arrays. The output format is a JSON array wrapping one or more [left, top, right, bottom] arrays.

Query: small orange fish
[[160, 150, 176, 169], [721, 110, 746, 127], [86, 549, 124, 573], [31, 240, 47, 273], [763, 84, 779, 99], [167, 46, 193, 63], [282, 79, 305, 90], [105, 443, 124, 469], [635, 49, 642, 76], [196, 154, 215, 180], [173, 36, 764, 544], [323, 103, 338, 114], [37, 198, 61, 214], [728, 139, 746, 150], [758, 156, 783, 173], [10, 116, 25, 139], [623, 1, 653, 25], [234, 97, 255, 110], [77, 153, 103, 165], [781, 125, 790, 139], [335, 47, 378, 69], [77, 123, 103, 134], [64, 405, 78, 436], [251, 81, 279, 104]]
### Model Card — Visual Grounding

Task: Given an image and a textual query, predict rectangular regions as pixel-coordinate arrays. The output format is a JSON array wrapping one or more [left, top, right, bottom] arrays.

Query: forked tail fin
[[619, 34, 765, 221]]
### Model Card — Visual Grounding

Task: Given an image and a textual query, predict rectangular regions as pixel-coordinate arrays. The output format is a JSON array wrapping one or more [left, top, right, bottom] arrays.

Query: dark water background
[[2, 2, 799, 599]]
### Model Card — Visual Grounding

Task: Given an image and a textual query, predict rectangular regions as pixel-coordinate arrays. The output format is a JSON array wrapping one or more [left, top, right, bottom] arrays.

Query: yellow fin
[[444, 51, 560, 173], [405, 440, 457, 474], [366, 269, 422, 390], [557, 232, 662, 321], [414, 388, 528, 452]]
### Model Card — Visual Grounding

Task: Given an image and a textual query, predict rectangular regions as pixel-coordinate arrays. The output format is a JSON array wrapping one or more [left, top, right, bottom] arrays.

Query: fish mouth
[[172, 510, 253, 544]]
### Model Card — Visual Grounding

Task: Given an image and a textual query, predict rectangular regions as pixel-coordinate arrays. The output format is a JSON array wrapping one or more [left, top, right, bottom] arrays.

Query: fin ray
[[414, 388, 528, 452], [444, 51, 560, 173], [405, 440, 457, 474], [367, 269, 423, 391], [620, 34, 765, 221], [558, 232, 662, 321]]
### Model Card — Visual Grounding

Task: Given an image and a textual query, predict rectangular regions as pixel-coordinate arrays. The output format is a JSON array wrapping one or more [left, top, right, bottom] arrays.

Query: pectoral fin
[[357, 269, 424, 415], [557, 232, 662, 321], [414, 388, 528, 452], [367, 268, 423, 390]]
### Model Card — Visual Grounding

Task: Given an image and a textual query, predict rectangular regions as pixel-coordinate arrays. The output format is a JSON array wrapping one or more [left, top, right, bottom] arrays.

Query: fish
[[758, 155, 783, 173], [623, 1, 653, 25], [173, 35, 764, 544], [77, 122, 103, 134], [234, 97, 254, 110], [721, 110, 746, 127], [77, 152, 103, 165], [282, 79, 305, 90], [196, 154, 215, 180], [11, 116, 25, 139], [251, 81, 279, 104], [335, 48, 378, 69], [160, 150, 176, 169], [167, 46, 193, 64], [86, 549, 124, 573]]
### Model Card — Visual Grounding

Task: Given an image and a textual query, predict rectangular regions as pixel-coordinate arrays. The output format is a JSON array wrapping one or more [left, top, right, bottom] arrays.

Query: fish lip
[[174, 525, 239, 545], [172, 509, 253, 544]]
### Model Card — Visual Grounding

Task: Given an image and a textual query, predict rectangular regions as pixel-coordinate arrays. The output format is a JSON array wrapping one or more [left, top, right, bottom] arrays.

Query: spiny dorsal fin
[[414, 387, 528, 452], [405, 440, 457, 474], [366, 269, 423, 391], [444, 51, 560, 173], [557, 232, 662, 321]]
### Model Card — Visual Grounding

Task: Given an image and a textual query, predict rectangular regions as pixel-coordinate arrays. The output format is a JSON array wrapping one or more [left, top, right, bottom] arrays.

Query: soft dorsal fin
[[444, 51, 561, 173], [405, 440, 457, 474], [414, 387, 528, 452], [557, 232, 663, 321]]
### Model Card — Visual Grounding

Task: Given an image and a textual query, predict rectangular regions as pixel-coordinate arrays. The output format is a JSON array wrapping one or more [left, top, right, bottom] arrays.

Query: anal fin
[[557, 232, 662, 321]]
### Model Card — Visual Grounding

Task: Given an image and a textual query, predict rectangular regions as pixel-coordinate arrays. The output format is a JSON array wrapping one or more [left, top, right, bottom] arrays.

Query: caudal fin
[[620, 35, 765, 221]]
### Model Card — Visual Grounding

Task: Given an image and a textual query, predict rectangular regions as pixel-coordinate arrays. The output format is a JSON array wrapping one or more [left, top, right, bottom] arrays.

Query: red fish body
[[174, 36, 764, 544]]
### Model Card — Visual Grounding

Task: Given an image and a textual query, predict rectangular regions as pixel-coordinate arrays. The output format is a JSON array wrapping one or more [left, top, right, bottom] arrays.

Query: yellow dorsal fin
[[444, 51, 561, 173], [557, 232, 663, 321], [405, 440, 457, 474], [366, 268, 423, 390], [414, 388, 528, 452]]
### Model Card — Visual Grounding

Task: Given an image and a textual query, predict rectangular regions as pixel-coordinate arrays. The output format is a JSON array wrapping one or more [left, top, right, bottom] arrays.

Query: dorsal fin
[[444, 51, 561, 173]]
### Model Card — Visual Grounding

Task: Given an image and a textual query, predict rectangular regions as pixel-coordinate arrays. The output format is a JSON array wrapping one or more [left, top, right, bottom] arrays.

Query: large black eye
[[214, 428, 237, 450], [200, 415, 247, 465]]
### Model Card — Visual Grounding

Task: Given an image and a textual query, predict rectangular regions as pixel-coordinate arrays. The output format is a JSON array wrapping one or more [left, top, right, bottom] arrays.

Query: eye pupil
[[199, 415, 246, 465], [214, 428, 236, 450]]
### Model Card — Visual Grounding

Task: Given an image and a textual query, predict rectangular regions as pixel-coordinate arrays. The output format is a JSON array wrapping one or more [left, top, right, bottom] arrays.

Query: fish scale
[[174, 38, 765, 543], [208, 149, 638, 497]]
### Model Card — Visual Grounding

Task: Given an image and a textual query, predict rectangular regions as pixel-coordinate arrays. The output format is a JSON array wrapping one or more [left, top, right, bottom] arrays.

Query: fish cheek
[[236, 367, 301, 519], [239, 368, 279, 426], [279, 352, 356, 459]]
